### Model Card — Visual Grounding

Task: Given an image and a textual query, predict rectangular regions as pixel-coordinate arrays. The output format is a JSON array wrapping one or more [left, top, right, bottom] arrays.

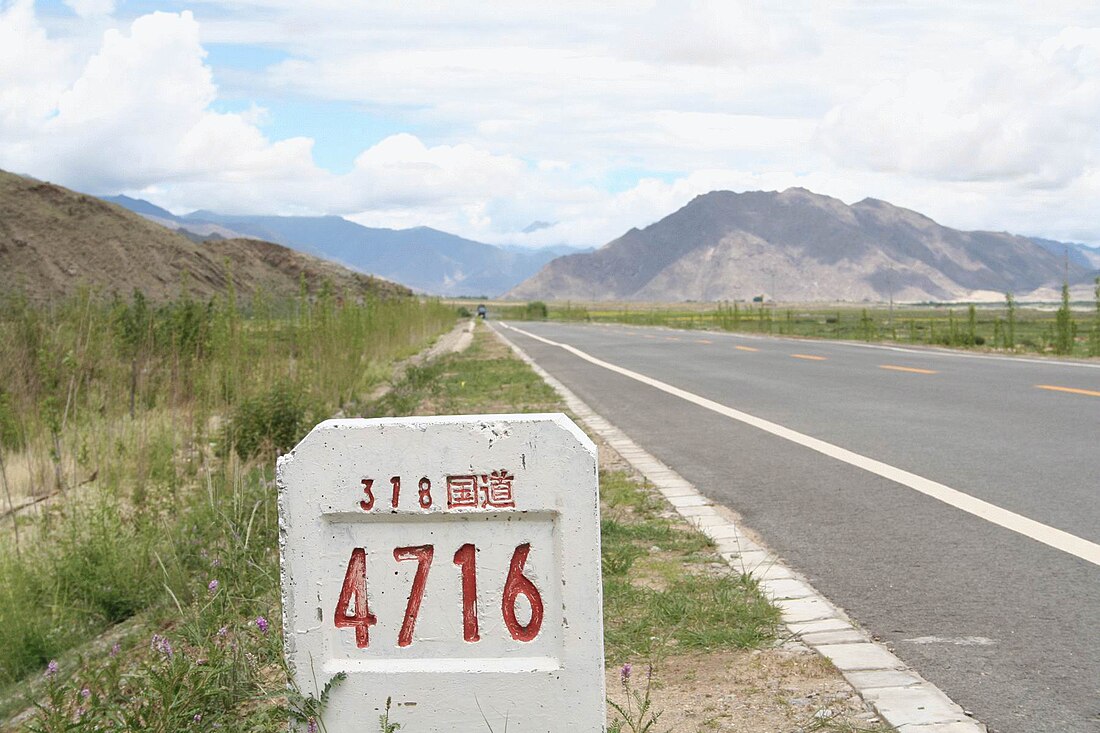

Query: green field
[[488, 286, 1100, 358]]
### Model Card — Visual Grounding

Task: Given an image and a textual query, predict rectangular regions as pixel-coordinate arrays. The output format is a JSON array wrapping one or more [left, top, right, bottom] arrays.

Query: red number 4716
[[334, 543, 543, 648]]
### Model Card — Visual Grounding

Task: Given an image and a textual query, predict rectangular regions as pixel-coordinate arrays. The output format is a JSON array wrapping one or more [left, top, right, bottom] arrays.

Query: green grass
[[10, 464, 289, 731], [367, 326, 561, 416], [598, 472, 779, 663], [0, 287, 455, 728], [495, 291, 1100, 358]]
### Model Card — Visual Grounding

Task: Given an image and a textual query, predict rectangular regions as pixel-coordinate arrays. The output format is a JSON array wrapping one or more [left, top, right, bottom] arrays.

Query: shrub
[[54, 500, 160, 625], [524, 301, 549, 320], [225, 383, 310, 459]]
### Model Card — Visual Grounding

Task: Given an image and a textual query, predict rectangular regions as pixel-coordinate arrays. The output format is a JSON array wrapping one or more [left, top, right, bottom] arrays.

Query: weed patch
[[599, 473, 778, 663], [0, 288, 454, 716]]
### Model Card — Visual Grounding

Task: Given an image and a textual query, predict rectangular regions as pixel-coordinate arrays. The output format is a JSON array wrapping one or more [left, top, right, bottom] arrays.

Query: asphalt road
[[495, 320, 1100, 733]]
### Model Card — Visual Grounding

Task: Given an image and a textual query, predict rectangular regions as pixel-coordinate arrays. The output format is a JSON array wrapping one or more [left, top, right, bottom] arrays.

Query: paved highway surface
[[496, 320, 1100, 733]]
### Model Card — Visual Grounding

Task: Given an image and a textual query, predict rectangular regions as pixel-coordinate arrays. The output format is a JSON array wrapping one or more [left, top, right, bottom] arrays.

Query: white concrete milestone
[[277, 414, 605, 732]]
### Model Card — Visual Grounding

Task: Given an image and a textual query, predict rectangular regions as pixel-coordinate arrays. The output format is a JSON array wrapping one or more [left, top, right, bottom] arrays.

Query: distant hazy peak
[[523, 220, 554, 233], [102, 194, 177, 220]]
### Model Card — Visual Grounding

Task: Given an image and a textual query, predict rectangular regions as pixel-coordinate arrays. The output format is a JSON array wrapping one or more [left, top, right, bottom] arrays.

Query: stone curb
[[490, 322, 987, 733]]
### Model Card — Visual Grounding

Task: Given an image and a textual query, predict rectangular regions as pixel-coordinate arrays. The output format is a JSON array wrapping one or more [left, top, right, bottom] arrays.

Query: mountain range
[[0, 171, 408, 302], [9, 175, 1097, 305], [510, 188, 1099, 303], [103, 196, 584, 297]]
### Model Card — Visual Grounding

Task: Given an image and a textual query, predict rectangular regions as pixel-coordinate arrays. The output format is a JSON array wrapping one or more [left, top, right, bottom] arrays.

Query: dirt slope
[[0, 170, 408, 301]]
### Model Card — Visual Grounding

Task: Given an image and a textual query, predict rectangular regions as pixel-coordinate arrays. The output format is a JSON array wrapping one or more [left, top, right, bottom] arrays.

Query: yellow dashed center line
[[734, 345, 759, 352], [1035, 384, 1100, 398], [665, 337, 681, 342], [643, 335, 657, 339], [880, 364, 938, 375], [791, 354, 827, 361], [696, 339, 713, 344]]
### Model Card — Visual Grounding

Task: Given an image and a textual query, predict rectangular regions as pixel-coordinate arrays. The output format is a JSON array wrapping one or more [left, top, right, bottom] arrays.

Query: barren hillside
[[510, 188, 1095, 302], [0, 170, 408, 301]]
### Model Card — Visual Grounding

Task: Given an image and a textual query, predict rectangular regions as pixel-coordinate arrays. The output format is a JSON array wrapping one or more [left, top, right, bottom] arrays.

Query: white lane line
[[500, 322, 1100, 569]]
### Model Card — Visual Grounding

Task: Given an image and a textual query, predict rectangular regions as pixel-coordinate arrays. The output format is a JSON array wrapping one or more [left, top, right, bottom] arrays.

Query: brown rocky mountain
[[0, 170, 408, 302], [509, 188, 1095, 302]]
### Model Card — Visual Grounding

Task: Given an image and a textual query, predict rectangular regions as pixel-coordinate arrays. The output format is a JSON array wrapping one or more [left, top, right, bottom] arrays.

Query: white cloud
[[346, 134, 525, 208], [624, 0, 818, 67], [0, 8, 319, 193], [819, 31, 1100, 187], [0, 0, 78, 135], [3, 1, 1100, 248], [63, 0, 114, 19]]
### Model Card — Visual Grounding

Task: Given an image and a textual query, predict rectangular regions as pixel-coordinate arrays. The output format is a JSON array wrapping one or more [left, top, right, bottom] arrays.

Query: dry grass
[[606, 649, 889, 733]]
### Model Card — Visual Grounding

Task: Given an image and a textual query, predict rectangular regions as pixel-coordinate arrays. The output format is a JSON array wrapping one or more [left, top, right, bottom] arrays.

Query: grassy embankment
[[2, 309, 781, 731], [491, 283, 1100, 358], [0, 286, 454, 730]]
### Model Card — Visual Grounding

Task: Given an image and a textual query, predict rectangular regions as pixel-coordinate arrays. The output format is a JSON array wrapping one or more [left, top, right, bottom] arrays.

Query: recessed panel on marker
[[277, 414, 604, 732], [320, 515, 561, 668]]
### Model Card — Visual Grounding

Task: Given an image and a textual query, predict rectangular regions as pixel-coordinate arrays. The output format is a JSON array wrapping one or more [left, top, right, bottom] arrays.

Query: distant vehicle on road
[[477, 304, 487, 319]]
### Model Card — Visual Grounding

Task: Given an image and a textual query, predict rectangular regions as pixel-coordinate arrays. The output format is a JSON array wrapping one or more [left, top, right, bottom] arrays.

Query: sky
[[2, 0, 1100, 248]]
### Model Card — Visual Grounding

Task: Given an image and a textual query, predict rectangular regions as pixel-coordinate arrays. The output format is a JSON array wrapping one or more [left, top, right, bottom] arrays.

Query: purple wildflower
[[208, 579, 219, 594], [193, 713, 203, 723], [620, 663, 632, 684], [45, 660, 59, 679], [110, 642, 121, 657], [151, 634, 174, 659], [81, 688, 91, 699], [255, 616, 270, 634], [217, 626, 228, 637], [307, 718, 319, 733]]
